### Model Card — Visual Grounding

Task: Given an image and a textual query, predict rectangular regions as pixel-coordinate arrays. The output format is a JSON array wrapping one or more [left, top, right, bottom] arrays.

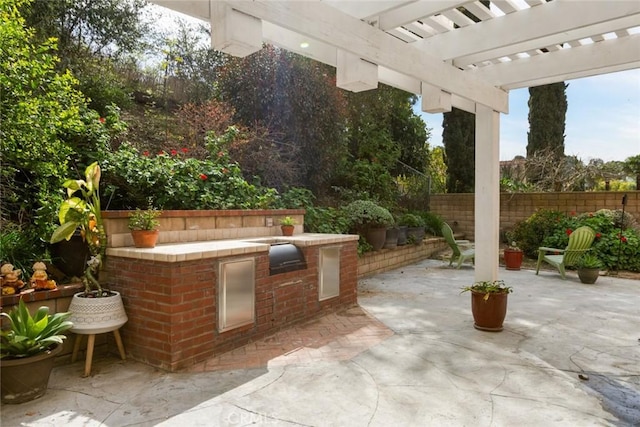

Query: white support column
[[474, 104, 501, 282]]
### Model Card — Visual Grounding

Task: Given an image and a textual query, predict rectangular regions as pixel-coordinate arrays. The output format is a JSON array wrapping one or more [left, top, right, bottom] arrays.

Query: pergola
[[150, 0, 640, 282]]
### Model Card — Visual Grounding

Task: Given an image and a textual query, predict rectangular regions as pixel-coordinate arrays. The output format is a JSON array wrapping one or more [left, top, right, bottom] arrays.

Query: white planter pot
[[68, 291, 128, 334]]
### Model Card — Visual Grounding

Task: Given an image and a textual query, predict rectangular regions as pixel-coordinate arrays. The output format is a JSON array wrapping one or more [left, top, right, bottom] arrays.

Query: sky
[[415, 69, 640, 163]]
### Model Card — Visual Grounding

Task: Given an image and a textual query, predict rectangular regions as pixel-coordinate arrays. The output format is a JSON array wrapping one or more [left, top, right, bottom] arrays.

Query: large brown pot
[[1, 344, 62, 404], [131, 230, 159, 248], [365, 227, 387, 251], [503, 249, 523, 270], [281, 225, 294, 237], [470, 290, 509, 332]]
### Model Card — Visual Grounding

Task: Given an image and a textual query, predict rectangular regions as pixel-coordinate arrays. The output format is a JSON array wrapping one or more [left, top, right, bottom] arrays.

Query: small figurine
[[30, 262, 57, 291], [1, 263, 25, 295]]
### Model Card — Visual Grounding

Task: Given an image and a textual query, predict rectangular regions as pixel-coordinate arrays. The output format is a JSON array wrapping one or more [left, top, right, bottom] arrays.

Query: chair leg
[[536, 252, 543, 275], [558, 264, 566, 279]]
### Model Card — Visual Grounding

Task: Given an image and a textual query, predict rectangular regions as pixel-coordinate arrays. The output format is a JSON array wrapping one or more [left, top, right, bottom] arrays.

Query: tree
[[623, 155, 640, 190], [526, 82, 567, 159], [217, 46, 347, 194], [0, 0, 86, 249], [442, 108, 475, 193]]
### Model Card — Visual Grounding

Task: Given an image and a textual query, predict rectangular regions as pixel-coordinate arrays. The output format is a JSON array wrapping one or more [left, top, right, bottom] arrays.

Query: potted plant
[[49, 162, 128, 337], [128, 208, 162, 248], [344, 200, 394, 251], [576, 253, 602, 284], [398, 213, 425, 245], [1, 300, 73, 403], [503, 236, 524, 270], [280, 216, 296, 237], [461, 280, 513, 332]]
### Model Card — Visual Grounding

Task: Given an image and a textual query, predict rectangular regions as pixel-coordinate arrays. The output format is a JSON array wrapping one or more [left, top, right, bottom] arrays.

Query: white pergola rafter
[[149, 0, 640, 283]]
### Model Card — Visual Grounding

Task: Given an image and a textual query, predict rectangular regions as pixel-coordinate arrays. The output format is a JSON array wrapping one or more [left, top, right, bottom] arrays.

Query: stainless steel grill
[[269, 243, 306, 275]]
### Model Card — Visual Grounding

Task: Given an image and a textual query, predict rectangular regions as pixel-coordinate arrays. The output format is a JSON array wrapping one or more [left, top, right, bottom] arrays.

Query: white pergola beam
[[421, 82, 451, 113], [226, 0, 508, 112], [337, 51, 379, 92], [473, 34, 640, 89], [415, 1, 640, 64], [378, 0, 466, 30], [211, 3, 262, 57]]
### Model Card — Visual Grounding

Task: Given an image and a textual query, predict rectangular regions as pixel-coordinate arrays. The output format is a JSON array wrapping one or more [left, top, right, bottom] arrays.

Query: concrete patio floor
[[2, 259, 639, 426]]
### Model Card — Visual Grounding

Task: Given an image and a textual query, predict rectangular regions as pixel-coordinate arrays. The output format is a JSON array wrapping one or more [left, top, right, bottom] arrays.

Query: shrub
[[420, 211, 444, 236], [397, 213, 424, 228], [304, 207, 349, 234], [343, 200, 394, 231], [511, 209, 565, 258]]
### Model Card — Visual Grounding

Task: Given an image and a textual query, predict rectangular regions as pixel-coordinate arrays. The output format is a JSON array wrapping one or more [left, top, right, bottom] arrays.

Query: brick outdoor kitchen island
[[102, 210, 359, 372]]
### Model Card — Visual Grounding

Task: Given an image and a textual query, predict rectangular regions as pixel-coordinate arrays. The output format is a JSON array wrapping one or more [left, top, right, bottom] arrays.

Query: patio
[[2, 259, 638, 426]]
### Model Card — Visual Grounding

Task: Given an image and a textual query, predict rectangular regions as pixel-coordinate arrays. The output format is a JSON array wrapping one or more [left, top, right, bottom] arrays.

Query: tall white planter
[[68, 291, 128, 334]]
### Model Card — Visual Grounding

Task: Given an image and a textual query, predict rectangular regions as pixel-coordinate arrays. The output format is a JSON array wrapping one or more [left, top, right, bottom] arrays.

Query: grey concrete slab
[[2, 259, 638, 426]]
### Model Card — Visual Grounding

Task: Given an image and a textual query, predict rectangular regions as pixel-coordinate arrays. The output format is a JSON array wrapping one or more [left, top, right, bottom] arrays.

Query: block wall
[[430, 192, 639, 238]]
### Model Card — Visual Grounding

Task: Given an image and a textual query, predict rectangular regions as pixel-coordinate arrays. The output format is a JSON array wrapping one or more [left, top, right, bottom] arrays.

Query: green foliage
[[343, 200, 394, 231], [461, 280, 513, 299], [277, 187, 315, 209], [0, 224, 44, 276], [101, 138, 278, 210], [304, 207, 350, 235], [514, 209, 640, 272], [397, 213, 424, 228], [0, 300, 73, 359], [128, 208, 161, 231], [577, 253, 603, 269], [511, 209, 566, 258], [420, 211, 445, 236], [442, 108, 475, 193]]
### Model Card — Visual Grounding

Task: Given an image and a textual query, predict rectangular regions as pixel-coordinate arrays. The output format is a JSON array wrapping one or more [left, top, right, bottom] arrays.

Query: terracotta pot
[[578, 267, 599, 284], [69, 291, 128, 334], [281, 225, 294, 236], [470, 290, 509, 332], [504, 249, 523, 270], [1, 344, 62, 404], [131, 230, 159, 248], [365, 227, 387, 251]]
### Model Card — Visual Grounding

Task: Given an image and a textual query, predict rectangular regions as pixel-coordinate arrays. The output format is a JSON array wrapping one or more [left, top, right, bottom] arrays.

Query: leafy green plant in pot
[[1, 300, 73, 403], [461, 280, 513, 332], [128, 208, 162, 248], [280, 216, 296, 237], [49, 162, 128, 349], [398, 213, 425, 245], [344, 200, 394, 251], [576, 253, 603, 284]]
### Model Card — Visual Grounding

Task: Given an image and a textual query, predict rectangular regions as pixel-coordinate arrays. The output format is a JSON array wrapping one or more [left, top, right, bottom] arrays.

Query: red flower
[[158, 150, 166, 155], [181, 147, 188, 153], [570, 211, 576, 216], [588, 213, 593, 217], [99, 117, 106, 124], [171, 149, 178, 156], [143, 151, 150, 157], [199, 173, 208, 181], [217, 151, 225, 158], [595, 233, 601, 239], [566, 229, 573, 236], [621, 236, 628, 243]]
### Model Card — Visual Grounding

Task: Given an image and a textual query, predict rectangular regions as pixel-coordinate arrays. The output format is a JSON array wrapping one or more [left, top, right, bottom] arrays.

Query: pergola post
[[474, 104, 501, 282]]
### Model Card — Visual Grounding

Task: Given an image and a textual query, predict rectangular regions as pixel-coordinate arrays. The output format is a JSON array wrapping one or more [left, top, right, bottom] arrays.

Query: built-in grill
[[269, 242, 306, 275]]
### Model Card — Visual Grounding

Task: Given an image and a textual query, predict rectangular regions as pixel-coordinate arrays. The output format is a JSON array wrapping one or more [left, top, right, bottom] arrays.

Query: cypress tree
[[526, 82, 567, 158], [442, 108, 475, 193]]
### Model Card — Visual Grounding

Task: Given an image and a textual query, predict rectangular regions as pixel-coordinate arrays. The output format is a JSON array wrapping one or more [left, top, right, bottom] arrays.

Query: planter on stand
[[69, 291, 128, 376]]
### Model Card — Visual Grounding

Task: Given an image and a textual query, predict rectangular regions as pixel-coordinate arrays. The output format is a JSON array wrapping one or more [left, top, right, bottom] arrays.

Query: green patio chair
[[535, 226, 596, 279], [441, 222, 475, 269]]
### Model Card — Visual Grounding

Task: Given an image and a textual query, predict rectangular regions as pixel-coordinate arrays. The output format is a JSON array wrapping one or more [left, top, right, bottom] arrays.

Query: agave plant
[[0, 300, 73, 359]]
